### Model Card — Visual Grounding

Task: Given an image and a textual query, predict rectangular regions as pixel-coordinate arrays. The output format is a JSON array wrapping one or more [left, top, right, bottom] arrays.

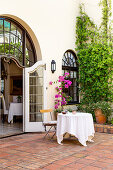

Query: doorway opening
[[0, 57, 23, 138], [0, 15, 43, 136]]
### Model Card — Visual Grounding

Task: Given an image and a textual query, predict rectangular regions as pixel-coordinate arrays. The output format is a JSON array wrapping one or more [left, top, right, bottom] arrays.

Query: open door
[[23, 61, 46, 132]]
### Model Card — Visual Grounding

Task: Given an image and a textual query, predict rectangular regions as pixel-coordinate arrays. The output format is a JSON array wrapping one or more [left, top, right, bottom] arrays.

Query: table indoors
[[8, 103, 23, 123], [56, 112, 95, 146]]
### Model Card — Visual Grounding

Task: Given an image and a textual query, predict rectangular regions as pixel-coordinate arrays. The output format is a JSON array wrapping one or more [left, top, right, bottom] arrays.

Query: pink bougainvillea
[[49, 73, 72, 110], [65, 84, 69, 88], [49, 81, 53, 85], [58, 76, 65, 82]]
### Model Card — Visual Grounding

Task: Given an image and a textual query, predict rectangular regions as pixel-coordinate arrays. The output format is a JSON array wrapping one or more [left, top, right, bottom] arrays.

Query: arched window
[[0, 17, 37, 67], [62, 50, 79, 104]]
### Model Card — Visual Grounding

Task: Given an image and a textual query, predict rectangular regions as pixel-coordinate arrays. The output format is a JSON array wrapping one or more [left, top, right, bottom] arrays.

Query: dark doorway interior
[[0, 58, 23, 138]]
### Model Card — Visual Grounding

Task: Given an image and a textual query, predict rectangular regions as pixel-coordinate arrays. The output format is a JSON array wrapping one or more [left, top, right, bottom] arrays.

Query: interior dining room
[[0, 57, 23, 138]]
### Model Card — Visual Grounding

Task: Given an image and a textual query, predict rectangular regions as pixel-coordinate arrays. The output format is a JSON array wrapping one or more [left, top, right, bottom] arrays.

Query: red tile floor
[[0, 132, 113, 169]]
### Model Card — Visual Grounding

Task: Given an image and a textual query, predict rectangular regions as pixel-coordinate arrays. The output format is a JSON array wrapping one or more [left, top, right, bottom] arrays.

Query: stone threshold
[[94, 123, 113, 134]]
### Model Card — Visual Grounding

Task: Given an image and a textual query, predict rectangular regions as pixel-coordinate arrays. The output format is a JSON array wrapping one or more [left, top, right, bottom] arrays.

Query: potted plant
[[16, 96, 22, 103], [92, 101, 112, 124], [54, 108, 63, 120]]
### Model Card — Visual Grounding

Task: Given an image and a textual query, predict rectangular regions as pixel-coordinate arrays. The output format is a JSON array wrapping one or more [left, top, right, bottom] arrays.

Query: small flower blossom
[[57, 102, 60, 106], [58, 95, 62, 98], [54, 104, 58, 109], [55, 94, 59, 98], [65, 84, 69, 88], [58, 76, 65, 82], [67, 81, 72, 86], [64, 80, 68, 83], [49, 81, 53, 85], [61, 101, 67, 106], [63, 97, 66, 101], [65, 72, 69, 76]]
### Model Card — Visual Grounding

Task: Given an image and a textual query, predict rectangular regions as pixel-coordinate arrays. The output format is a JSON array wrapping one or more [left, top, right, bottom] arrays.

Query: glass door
[[23, 61, 47, 132]]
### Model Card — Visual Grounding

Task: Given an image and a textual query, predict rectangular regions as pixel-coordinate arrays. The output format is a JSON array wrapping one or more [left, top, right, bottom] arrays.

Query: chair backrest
[[40, 109, 53, 121], [13, 96, 18, 103], [0, 95, 7, 114]]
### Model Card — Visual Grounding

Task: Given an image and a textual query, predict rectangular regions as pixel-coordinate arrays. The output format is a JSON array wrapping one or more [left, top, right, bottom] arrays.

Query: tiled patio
[[0, 132, 113, 170], [0, 122, 23, 138]]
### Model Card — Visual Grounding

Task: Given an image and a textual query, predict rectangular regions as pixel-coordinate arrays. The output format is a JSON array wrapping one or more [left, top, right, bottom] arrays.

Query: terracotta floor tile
[[76, 158, 96, 165], [81, 165, 102, 170], [105, 165, 113, 170], [0, 132, 113, 169], [91, 161, 110, 168], [67, 162, 85, 169], [84, 155, 98, 160], [62, 156, 80, 162], [42, 163, 63, 170], [0, 152, 10, 157], [54, 160, 71, 166], [71, 153, 86, 158], [98, 158, 113, 164], [60, 167, 76, 170]]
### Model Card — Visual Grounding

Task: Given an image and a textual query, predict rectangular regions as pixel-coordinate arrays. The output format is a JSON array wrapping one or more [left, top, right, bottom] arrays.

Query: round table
[[56, 112, 95, 146]]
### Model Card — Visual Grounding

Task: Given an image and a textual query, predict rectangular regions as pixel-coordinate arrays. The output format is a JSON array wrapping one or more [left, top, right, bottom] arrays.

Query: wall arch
[[0, 14, 42, 61]]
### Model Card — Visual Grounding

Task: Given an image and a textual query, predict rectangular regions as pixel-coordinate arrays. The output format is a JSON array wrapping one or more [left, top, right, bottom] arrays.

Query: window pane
[[29, 67, 43, 122], [30, 86, 43, 95], [5, 32, 10, 43], [5, 43, 10, 54], [4, 20, 10, 32], [18, 52, 23, 64], [74, 71, 76, 78], [0, 32, 4, 43], [26, 48, 34, 67], [15, 41, 22, 52], [9, 44, 14, 55], [10, 34, 15, 44], [15, 48, 19, 57], [62, 51, 78, 103], [17, 27, 22, 40], [26, 37, 34, 67], [70, 71, 73, 78], [0, 44, 4, 53], [0, 20, 3, 31], [74, 62, 77, 67], [11, 23, 16, 35]]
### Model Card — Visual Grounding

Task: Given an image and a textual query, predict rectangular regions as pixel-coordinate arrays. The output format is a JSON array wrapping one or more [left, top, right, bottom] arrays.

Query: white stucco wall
[[1, 0, 108, 111], [0, 0, 80, 109], [80, 0, 102, 27]]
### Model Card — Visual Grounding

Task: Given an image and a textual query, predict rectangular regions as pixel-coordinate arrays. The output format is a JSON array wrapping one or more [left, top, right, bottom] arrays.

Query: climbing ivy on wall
[[76, 1, 113, 105], [99, 0, 112, 42]]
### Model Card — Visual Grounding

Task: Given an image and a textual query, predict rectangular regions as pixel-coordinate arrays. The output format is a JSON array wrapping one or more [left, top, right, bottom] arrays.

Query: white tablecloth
[[8, 103, 23, 123], [56, 112, 95, 146]]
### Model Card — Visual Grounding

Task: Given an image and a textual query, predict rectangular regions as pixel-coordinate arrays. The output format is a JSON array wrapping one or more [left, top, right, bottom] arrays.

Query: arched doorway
[[0, 16, 37, 66], [0, 16, 45, 137]]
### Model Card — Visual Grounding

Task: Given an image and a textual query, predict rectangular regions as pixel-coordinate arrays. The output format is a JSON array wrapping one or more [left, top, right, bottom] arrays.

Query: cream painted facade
[[0, 0, 104, 127]]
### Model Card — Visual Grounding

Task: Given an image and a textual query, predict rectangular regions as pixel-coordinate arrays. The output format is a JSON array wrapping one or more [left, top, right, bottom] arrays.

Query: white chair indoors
[[0, 95, 8, 122], [40, 109, 57, 140]]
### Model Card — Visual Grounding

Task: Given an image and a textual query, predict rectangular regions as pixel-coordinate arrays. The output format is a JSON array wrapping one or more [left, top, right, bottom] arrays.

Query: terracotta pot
[[94, 109, 106, 124]]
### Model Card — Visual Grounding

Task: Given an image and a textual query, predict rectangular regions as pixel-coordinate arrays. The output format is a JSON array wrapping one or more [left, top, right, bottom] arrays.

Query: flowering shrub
[[49, 73, 72, 110], [78, 101, 112, 122]]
